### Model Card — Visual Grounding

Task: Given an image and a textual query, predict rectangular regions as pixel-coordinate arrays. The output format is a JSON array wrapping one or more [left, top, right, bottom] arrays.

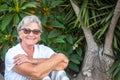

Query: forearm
[[13, 57, 62, 79], [32, 54, 63, 78], [33, 59, 68, 70], [31, 58, 48, 65], [13, 53, 68, 79], [13, 54, 48, 65]]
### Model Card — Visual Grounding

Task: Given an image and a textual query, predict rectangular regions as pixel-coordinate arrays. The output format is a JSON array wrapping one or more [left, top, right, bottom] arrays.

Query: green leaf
[[99, 5, 114, 10], [56, 16, 64, 23], [70, 58, 80, 64], [41, 16, 48, 25], [21, 2, 38, 10], [53, 36, 66, 43], [1, 41, 9, 60], [115, 71, 120, 80], [91, 10, 96, 23], [108, 60, 120, 73], [76, 47, 82, 57], [68, 62, 79, 72], [40, 32, 48, 44], [113, 36, 118, 49], [89, 20, 101, 28], [98, 22, 110, 39], [1, 14, 14, 31], [66, 35, 73, 44], [40, 0, 46, 6], [105, 12, 113, 22], [113, 66, 120, 78], [50, 20, 65, 28], [48, 30, 61, 38], [13, 14, 20, 26], [50, 1, 63, 8], [53, 38, 65, 43], [0, 4, 9, 12], [19, 0, 25, 7], [70, 54, 81, 64]]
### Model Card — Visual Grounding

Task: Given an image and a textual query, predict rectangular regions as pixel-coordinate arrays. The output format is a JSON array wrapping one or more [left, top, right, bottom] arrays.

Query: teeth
[[27, 37, 34, 40]]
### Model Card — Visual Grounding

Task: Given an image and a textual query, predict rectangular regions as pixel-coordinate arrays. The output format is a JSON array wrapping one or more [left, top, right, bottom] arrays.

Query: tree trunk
[[103, 0, 120, 71], [70, 0, 120, 80]]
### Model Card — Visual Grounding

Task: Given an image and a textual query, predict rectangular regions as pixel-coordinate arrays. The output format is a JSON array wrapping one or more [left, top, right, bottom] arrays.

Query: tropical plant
[[0, 0, 84, 78], [108, 21, 120, 80], [69, 0, 120, 80], [1, 0, 120, 80], [36, 0, 84, 76]]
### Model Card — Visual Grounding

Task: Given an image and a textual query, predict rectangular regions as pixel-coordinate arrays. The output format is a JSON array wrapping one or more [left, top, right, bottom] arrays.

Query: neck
[[20, 43, 34, 57]]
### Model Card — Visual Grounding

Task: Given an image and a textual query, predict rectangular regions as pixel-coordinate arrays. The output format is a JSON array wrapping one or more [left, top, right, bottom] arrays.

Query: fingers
[[13, 54, 28, 65], [14, 57, 25, 65]]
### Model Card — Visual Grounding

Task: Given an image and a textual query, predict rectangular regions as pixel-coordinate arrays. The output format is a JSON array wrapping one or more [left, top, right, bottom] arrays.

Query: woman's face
[[18, 22, 41, 46]]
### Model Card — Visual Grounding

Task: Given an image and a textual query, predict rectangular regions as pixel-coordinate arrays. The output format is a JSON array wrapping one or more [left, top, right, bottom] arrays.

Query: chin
[[27, 43, 35, 45]]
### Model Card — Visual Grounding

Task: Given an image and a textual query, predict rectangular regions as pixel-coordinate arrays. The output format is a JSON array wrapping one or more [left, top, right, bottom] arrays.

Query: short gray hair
[[17, 15, 42, 42], [17, 15, 42, 32]]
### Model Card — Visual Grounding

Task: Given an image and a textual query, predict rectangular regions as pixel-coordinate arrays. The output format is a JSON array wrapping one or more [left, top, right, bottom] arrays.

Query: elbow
[[31, 69, 46, 79], [32, 71, 43, 79]]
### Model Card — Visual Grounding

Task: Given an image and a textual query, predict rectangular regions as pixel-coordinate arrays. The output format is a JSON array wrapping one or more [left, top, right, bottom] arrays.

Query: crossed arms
[[13, 53, 69, 80]]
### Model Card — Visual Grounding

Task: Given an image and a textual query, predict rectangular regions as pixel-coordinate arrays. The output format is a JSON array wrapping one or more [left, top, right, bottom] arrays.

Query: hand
[[57, 53, 69, 64], [13, 54, 33, 65], [54, 61, 68, 70], [51, 53, 69, 70]]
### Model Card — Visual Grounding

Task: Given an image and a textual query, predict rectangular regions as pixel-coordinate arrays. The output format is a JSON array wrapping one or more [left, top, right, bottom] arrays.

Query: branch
[[69, 0, 98, 49], [69, 0, 79, 16], [104, 0, 120, 55]]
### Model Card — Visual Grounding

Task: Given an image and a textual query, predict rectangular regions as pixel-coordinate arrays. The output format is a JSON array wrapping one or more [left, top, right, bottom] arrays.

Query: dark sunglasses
[[20, 28, 41, 35]]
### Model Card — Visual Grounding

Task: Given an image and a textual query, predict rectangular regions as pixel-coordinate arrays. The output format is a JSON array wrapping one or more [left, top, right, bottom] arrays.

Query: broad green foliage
[[0, 0, 83, 75], [1, 0, 120, 79], [40, 29, 83, 72], [37, 0, 83, 73]]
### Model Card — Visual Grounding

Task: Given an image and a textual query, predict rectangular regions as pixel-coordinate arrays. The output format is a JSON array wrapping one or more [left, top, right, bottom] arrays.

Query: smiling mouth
[[26, 37, 35, 40]]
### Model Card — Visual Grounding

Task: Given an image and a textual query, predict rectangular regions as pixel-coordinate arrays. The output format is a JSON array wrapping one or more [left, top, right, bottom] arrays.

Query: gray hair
[[17, 15, 42, 42], [17, 15, 42, 32]]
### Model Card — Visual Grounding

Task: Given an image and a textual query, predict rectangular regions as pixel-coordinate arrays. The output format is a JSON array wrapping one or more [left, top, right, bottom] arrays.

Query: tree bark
[[103, 0, 120, 71], [70, 0, 120, 80]]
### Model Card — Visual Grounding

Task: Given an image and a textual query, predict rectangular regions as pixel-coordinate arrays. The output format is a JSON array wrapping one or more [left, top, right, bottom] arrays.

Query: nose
[[29, 31, 34, 36]]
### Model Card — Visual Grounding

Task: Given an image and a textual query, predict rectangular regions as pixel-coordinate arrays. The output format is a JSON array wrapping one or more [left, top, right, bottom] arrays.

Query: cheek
[[18, 32, 25, 39], [36, 35, 41, 41], [36, 36, 40, 40]]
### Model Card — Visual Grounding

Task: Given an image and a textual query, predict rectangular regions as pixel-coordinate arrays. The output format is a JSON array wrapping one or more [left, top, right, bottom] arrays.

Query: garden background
[[0, 0, 120, 80]]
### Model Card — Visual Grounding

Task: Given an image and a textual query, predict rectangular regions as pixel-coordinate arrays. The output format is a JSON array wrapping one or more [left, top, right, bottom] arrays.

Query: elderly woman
[[5, 15, 69, 80]]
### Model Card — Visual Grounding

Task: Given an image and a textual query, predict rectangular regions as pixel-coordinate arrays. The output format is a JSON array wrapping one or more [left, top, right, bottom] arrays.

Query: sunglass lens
[[21, 28, 40, 35], [32, 30, 40, 35], [23, 29, 31, 34]]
